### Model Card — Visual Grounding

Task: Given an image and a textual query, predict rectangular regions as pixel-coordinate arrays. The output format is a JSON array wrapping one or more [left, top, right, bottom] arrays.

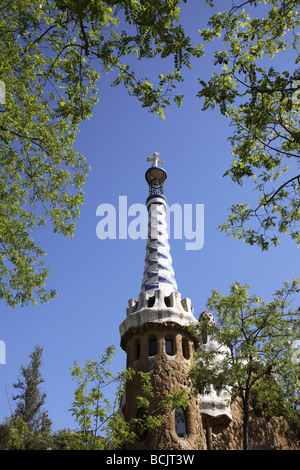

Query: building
[[118, 154, 232, 450]]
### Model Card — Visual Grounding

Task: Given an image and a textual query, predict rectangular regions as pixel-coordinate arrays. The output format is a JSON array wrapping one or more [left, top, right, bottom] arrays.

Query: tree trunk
[[243, 395, 250, 450], [206, 422, 213, 450]]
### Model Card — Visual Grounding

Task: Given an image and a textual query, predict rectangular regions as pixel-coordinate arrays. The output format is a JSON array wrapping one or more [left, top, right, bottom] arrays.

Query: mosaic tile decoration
[[141, 199, 177, 295]]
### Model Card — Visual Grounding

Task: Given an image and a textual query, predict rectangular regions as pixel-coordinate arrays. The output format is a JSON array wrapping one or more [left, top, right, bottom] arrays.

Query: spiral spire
[[139, 154, 177, 296]]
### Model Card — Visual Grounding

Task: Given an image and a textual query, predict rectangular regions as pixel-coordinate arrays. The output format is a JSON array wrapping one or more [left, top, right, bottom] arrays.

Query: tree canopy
[[198, 0, 300, 250], [2, 1, 299, 308], [11, 345, 51, 434], [0, 0, 202, 308]]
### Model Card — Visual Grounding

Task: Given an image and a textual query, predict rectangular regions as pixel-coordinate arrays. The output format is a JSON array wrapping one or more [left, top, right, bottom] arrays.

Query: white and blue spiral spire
[[119, 153, 196, 340], [141, 153, 178, 296]]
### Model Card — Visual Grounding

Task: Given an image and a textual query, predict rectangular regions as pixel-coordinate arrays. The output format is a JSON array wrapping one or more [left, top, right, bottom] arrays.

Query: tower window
[[134, 342, 140, 361], [182, 339, 190, 360], [175, 407, 187, 438], [201, 331, 208, 345], [149, 337, 157, 356], [147, 296, 155, 308], [165, 337, 174, 356], [164, 295, 173, 307]]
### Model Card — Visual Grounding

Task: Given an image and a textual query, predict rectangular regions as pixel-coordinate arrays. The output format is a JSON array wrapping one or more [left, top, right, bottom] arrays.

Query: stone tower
[[119, 153, 205, 450], [118, 154, 300, 451]]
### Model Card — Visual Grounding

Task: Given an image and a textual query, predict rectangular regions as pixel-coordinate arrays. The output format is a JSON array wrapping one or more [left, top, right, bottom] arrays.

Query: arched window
[[175, 407, 187, 438], [134, 341, 140, 361], [147, 296, 155, 308], [201, 331, 208, 345], [182, 339, 190, 360], [165, 337, 174, 356], [149, 337, 157, 356]]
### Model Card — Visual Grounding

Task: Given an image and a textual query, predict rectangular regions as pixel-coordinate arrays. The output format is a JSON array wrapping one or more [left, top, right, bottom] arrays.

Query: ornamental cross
[[147, 152, 164, 167]]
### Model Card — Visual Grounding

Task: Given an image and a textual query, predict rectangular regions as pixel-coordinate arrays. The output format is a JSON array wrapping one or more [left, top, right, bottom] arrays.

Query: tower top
[[145, 152, 167, 201], [119, 154, 197, 341]]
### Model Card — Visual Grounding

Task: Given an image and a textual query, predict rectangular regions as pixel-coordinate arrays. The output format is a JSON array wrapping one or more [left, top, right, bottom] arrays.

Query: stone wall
[[202, 399, 300, 450]]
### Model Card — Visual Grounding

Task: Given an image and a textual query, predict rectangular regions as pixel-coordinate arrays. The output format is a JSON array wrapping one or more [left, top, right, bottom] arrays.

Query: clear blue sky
[[0, 1, 299, 432]]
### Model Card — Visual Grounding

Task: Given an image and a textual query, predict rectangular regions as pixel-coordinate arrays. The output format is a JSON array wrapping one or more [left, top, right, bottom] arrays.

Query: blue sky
[[0, 1, 299, 432]]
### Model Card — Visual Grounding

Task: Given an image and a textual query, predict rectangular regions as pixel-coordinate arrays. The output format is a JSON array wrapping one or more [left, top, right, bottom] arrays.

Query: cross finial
[[147, 152, 164, 167]]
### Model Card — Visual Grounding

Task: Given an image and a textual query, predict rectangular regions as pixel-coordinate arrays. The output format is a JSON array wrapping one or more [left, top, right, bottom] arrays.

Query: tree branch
[[254, 173, 300, 212]]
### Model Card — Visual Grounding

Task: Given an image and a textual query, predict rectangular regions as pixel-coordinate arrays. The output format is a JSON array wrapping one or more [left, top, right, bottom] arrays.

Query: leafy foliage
[[11, 344, 52, 434], [2, 417, 52, 450], [0, 344, 189, 449], [69, 344, 189, 449], [69, 344, 122, 449], [189, 279, 300, 449], [198, 0, 300, 249], [0, 0, 202, 307]]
